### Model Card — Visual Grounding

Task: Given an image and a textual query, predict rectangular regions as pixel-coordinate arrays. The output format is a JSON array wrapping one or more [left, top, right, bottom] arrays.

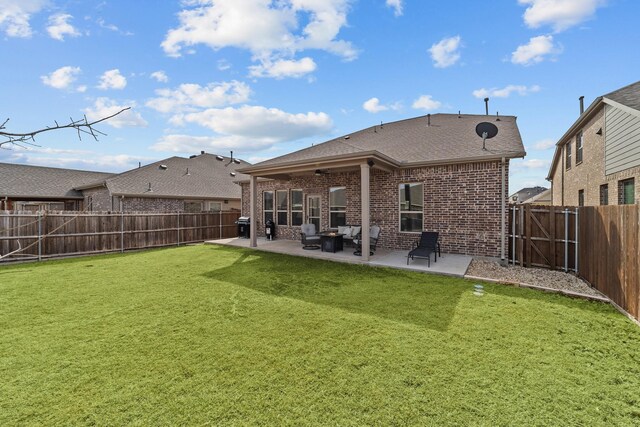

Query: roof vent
[[229, 172, 236, 177], [159, 164, 167, 170], [344, 135, 350, 140], [189, 155, 197, 159], [146, 182, 153, 192], [579, 96, 585, 115], [185, 168, 190, 176], [496, 111, 501, 121], [427, 114, 431, 126], [233, 159, 241, 164], [201, 150, 205, 155], [484, 97, 489, 115], [216, 155, 224, 161]]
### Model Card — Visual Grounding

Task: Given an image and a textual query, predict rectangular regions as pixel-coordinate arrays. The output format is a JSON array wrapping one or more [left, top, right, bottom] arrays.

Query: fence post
[[121, 210, 124, 253], [511, 206, 516, 265], [177, 211, 181, 246], [575, 207, 579, 274], [37, 210, 42, 262], [564, 208, 569, 272], [219, 212, 223, 239]]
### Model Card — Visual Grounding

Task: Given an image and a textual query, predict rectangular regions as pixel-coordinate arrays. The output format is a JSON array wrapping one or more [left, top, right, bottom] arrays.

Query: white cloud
[[0, 0, 47, 38], [96, 18, 133, 36], [146, 81, 251, 114], [6, 147, 150, 171], [84, 98, 148, 128], [46, 13, 81, 41], [150, 70, 169, 83], [533, 138, 556, 150], [412, 95, 442, 111], [363, 98, 386, 113], [519, 0, 606, 32], [41, 66, 82, 90], [180, 105, 333, 141], [386, 0, 403, 16], [511, 35, 561, 65], [161, 0, 357, 77], [217, 59, 232, 71], [429, 36, 462, 68], [520, 158, 550, 169], [97, 69, 127, 90], [248, 57, 317, 79], [472, 85, 541, 98]]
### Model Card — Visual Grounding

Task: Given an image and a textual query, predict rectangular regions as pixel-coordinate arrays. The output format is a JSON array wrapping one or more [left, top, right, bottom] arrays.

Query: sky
[[1, 0, 639, 194]]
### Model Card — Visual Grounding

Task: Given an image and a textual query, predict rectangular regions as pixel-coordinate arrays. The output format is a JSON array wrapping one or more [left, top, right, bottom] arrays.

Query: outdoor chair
[[407, 231, 440, 266], [300, 223, 321, 250], [353, 225, 381, 256]]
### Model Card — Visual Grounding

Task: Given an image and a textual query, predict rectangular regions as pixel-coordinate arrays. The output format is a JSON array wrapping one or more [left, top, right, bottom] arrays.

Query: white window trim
[[290, 189, 303, 227], [276, 190, 288, 226], [329, 186, 346, 228], [398, 182, 424, 233], [576, 131, 583, 164]]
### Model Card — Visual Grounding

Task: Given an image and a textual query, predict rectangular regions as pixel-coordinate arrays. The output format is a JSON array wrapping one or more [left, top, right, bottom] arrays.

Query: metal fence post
[[564, 208, 569, 272], [575, 207, 579, 274], [120, 210, 124, 253], [37, 210, 42, 262], [511, 206, 516, 265]]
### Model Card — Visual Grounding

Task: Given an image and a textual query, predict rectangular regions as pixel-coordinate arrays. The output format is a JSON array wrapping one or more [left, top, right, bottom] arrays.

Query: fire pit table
[[319, 232, 344, 253]]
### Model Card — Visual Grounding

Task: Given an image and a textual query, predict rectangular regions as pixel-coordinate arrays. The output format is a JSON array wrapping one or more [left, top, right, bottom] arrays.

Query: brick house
[[237, 113, 526, 260], [0, 162, 113, 211], [547, 80, 640, 206], [77, 152, 249, 212]]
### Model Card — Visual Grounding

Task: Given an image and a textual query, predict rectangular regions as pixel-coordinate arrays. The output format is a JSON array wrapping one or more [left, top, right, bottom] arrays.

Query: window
[[329, 187, 347, 228], [291, 190, 303, 226], [565, 141, 572, 169], [599, 184, 608, 205], [185, 201, 203, 212], [263, 191, 274, 223], [399, 183, 424, 232], [576, 131, 583, 164], [619, 178, 635, 205], [276, 190, 288, 226], [578, 190, 584, 207], [207, 201, 222, 212]]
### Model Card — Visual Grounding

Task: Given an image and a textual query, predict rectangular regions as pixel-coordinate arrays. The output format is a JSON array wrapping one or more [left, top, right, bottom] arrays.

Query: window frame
[[576, 131, 583, 164], [263, 191, 274, 224], [398, 182, 424, 233], [578, 189, 584, 207], [599, 184, 608, 206], [565, 141, 572, 170], [329, 186, 347, 228], [290, 189, 303, 227], [207, 201, 222, 212], [276, 190, 288, 226], [620, 178, 635, 205]]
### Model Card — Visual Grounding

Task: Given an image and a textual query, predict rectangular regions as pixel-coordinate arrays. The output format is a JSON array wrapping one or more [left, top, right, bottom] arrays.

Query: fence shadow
[[203, 248, 467, 332]]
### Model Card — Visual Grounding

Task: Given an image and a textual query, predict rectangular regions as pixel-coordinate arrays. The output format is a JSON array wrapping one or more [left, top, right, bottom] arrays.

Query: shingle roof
[[250, 113, 525, 169], [86, 153, 250, 199], [0, 162, 114, 199], [604, 80, 640, 111]]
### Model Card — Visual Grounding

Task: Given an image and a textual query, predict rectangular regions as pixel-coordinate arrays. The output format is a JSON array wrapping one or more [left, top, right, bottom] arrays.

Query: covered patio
[[206, 237, 473, 277]]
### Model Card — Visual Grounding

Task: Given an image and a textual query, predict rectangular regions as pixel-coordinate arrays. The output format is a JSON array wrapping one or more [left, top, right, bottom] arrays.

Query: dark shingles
[[604, 80, 640, 111], [0, 163, 113, 198]]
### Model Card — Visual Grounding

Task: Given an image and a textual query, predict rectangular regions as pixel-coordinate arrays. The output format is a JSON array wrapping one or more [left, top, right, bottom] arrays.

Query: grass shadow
[[203, 247, 469, 332]]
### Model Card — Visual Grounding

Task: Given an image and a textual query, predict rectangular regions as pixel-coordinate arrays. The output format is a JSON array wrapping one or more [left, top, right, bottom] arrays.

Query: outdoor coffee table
[[319, 232, 344, 253]]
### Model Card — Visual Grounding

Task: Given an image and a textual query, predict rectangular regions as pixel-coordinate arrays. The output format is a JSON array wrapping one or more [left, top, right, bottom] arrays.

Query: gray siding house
[[548, 80, 640, 206]]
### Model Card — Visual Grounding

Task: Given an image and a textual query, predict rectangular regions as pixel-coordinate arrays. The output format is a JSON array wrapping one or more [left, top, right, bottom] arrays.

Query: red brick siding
[[240, 160, 507, 257]]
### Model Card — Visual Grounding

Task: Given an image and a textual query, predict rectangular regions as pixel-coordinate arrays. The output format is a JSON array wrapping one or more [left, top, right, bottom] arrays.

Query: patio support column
[[249, 175, 257, 248], [360, 163, 370, 261]]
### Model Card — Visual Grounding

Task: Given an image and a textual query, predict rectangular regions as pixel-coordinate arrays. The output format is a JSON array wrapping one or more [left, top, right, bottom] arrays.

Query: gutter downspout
[[501, 157, 506, 266]]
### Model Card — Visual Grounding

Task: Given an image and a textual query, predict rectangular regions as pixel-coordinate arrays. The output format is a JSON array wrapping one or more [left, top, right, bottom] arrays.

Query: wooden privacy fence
[[579, 205, 639, 321], [508, 204, 579, 272], [0, 210, 240, 262]]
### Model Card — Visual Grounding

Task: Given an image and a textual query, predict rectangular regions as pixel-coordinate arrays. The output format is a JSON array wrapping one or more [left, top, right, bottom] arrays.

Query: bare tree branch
[[0, 107, 131, 148]]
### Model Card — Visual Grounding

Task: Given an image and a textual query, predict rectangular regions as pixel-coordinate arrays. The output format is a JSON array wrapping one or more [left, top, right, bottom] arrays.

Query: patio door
[[307, 195, 321, 231]]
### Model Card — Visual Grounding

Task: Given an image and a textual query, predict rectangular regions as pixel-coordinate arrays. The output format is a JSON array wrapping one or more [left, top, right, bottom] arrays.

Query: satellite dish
[[475, 122, 499, 150]]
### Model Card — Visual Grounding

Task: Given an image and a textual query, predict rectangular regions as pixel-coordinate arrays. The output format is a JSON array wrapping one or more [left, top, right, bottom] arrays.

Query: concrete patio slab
[[206, 237, 472, 277]]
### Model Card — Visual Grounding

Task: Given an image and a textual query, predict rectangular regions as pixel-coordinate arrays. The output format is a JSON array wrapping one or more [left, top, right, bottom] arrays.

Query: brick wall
[[83, 187, 112, 211], [240, 160, 507, 257], [121, 197, 184, 212]]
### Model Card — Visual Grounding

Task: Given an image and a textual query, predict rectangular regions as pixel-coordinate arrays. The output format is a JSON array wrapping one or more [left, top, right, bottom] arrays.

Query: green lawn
[[1, 245, 640, 426]]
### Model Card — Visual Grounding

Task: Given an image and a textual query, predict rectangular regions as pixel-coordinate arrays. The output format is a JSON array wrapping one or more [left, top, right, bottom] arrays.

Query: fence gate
[[508, 204, 579, 273]]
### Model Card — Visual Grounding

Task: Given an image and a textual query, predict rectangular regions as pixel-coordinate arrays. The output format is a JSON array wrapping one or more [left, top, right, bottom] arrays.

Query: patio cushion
[[351, 226, 361, 237], [338, 226, 351, 237]]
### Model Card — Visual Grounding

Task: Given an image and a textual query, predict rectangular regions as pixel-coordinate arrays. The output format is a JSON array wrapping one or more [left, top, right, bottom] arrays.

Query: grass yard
[[1, 245, 640, 425]]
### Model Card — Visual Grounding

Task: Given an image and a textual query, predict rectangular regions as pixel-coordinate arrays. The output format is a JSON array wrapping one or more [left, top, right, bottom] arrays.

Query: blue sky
[[1, 0, 639, 193]]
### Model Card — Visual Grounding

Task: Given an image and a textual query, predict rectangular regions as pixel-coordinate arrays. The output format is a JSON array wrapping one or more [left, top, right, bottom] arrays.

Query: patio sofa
[[336, 225, 362, 247]]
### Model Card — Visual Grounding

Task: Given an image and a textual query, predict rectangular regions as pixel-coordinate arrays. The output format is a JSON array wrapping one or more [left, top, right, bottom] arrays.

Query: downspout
[[501, 157, 506, 266]]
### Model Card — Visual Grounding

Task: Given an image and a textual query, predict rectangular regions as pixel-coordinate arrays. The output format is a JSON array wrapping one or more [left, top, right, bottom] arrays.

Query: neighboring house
[[76, 152, 250, 212], [509, 186, 548, 204], [547, 80, 640, 206], [0, 162, 113, 211], [520, 188, 551, 205], [237, 113, 526, 259]]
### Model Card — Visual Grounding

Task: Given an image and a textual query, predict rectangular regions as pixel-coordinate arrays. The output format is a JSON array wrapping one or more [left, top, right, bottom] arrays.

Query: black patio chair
[[300, 223, 321, 250], [407, 231, 440, 266], [353, 225, 381, 256]]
